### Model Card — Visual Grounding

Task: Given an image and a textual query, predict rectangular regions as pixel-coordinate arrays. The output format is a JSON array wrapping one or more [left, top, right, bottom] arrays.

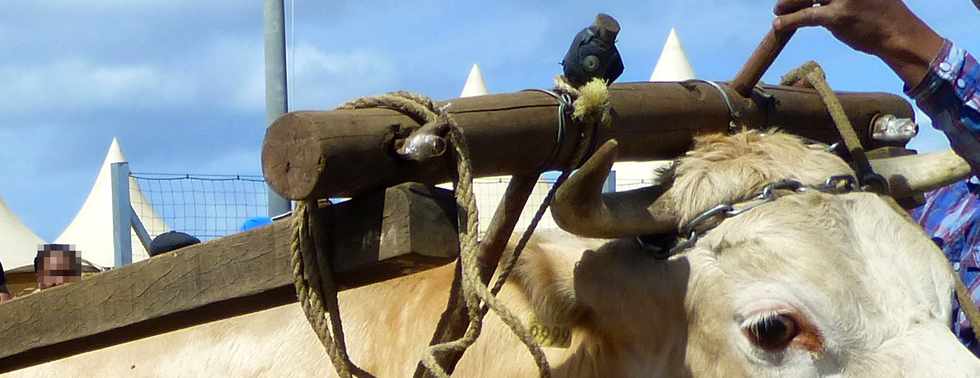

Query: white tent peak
[[650, 28, 696, 82], [56, 138, 168, 267], [0, 196, 45, 269], [460, 64, 489, 98], [106, 137, 125, 164]]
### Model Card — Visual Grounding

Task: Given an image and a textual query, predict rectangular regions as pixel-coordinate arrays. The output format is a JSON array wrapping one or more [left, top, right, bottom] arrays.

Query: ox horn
[[551, 139, 679, 238], [870, 149, 973, 198]]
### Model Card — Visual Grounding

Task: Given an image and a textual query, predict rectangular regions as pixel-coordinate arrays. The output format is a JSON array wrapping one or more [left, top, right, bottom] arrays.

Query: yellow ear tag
[[528, 315, 572, 349]]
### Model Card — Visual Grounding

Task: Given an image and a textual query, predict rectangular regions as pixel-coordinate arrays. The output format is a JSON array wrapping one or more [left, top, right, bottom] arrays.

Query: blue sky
[[2, 1, 978, 240]]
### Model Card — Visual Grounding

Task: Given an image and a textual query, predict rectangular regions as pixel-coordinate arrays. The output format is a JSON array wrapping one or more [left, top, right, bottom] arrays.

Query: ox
[[6, 130, 978, 377]]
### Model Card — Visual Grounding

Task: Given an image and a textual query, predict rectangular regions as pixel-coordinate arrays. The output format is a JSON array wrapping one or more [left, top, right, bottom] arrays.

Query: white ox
[[6, 131, 979, 377]]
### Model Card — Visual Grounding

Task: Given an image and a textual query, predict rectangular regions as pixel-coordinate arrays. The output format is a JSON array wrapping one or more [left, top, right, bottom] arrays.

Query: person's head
[[34, 244, 82, 289], [974, 0, 980, 11], [149, 231, 201, 257], [0, 260, 9, 303]]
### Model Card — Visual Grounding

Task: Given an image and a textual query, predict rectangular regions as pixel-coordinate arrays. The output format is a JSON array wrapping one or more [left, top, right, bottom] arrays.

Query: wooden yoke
[[262, 82, 914, 201]]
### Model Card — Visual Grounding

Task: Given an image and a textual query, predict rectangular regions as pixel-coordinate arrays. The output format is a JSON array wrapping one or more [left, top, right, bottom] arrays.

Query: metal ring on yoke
[[684, 79, 741, 134], [522, 89, 573, 171]]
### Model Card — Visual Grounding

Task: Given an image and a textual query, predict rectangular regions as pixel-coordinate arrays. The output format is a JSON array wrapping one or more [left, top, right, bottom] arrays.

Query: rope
[[487, 75, 607, 300], [420, 76, 608, 377], [291, 92, 460, 378], [291, 201, 357, 378], [418, 123, 554, 378], [782, 62, 980, 342], [780, 62, 883, 192], [292, 82, 609, 377]]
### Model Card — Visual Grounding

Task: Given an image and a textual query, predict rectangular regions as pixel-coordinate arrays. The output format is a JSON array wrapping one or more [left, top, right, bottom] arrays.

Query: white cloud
[[18, 0, 247, 13], [287, 43, 398, 110], [135, 38, 401, 113], [0, 59, 195, 116]]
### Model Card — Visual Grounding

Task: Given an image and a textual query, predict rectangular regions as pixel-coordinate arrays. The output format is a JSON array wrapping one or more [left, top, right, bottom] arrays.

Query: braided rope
[[418, 111, 553, 378], [782, 62, 980, 341], [487, 76, 608, 299], [292, 92, 455, 377], [420, 76, 609, 377], [781, 62, 879, 190], [293, 84, 610, 377], [338, 91, 438, 125], [291, 201, 355, 378]]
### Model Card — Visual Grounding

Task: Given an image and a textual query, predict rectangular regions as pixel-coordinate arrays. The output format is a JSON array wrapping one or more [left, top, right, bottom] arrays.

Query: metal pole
[[264, 0, 292, 217], [130, 208, 153, 254], [110, 162, 133, 267]]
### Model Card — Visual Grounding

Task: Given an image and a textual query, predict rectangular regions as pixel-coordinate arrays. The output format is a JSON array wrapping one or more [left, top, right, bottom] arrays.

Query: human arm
[[773, 0, 943, 90], [773, 0, 980, 174]]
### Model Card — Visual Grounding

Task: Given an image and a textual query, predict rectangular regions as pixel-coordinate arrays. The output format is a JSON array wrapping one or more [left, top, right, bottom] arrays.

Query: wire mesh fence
[[128, 172, 570, 243], [126, 172, 638, 244], [471, 176, 561, 236], [129, 173, 269, 242], [615, 178, 657, 191], [469, 173, 664, 236]]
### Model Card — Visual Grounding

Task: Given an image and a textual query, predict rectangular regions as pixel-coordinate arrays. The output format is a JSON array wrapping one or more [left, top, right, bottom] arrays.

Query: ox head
[[523, 131, 978, 376], [551, 131, 971, 238]]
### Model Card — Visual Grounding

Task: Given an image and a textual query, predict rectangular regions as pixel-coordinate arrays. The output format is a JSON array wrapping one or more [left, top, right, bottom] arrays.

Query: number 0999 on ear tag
[[528, 318, 572, 349]]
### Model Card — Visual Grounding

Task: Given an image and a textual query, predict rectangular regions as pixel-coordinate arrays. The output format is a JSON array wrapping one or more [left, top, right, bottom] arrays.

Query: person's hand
[[773, 0, 944, 88]]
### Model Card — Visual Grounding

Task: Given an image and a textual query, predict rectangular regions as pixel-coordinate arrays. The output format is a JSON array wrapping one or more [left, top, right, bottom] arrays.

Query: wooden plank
[[0, 183, 459, 372], [262, 82, 915, 200]]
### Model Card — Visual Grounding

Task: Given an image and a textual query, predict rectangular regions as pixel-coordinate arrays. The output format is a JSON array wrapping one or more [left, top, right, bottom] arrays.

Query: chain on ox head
[[636, 175, 859, 259]]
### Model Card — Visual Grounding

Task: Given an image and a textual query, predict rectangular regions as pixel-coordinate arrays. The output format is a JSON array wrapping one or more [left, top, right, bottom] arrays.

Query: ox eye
[[743, 313, 800, 351]]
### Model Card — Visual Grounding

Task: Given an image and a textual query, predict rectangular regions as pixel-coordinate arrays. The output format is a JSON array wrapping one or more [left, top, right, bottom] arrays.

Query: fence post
[[111, 162, 133, 267], [264, 0, 292, 217]]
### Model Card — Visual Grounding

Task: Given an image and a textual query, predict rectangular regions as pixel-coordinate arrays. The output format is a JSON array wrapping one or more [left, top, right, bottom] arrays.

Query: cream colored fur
[[6, 131, 977, 377]]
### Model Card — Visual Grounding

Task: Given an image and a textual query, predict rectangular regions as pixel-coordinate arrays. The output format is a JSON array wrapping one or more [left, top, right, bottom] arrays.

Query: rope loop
[[291, 200, 360, 378], [294, 82, 613, 377]]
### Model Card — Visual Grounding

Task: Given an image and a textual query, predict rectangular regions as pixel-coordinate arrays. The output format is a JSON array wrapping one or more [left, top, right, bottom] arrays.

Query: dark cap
[[149, 231, 201, 257]]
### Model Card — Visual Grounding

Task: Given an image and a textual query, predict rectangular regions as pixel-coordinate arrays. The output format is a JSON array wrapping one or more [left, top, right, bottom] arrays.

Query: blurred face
[[37, 251, 80, 289]]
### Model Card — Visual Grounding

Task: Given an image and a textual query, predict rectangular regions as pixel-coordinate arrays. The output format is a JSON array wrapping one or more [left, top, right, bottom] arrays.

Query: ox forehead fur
[[665, 130, 854, 225]]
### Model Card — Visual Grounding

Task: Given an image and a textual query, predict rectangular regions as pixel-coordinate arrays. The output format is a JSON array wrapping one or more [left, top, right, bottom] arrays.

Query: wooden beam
[[262, 82, 914, 200], [0, 183, 459, 372]]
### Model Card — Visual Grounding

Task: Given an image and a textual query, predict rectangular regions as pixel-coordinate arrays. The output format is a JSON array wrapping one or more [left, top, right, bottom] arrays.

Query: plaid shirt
[[908, 40, 980, 355]]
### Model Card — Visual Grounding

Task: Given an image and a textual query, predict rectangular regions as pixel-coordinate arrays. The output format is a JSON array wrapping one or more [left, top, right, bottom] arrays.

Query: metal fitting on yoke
[[395, 115, 451, 161], [870, 114, 918, 144], [561, 14, 624, 87]]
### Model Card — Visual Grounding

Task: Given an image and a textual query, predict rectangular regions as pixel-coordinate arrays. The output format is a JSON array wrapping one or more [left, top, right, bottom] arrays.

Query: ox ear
[[512, 235, 592, 325]]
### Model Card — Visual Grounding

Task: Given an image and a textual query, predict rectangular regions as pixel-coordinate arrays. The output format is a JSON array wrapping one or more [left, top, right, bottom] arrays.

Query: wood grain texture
[[0, 183, 459, 372], [262, 82, 914, 200]]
